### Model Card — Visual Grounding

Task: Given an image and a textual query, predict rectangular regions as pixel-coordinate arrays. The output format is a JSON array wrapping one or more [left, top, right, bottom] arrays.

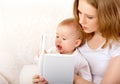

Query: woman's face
[[78, 0, 99, 33]]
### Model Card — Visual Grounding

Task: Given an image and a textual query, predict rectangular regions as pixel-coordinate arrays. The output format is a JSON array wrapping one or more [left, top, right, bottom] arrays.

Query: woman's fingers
[[32, 75, 40, 84], [32, 75, 48, 84]]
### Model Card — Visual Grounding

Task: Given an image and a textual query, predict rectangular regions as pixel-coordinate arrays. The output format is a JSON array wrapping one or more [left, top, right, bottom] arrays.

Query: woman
[[33, 0, 120, 84], [73, 0, 120, 84]]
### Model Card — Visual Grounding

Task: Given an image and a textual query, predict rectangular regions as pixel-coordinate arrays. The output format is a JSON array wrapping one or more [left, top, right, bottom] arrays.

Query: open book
[[38, 33, 74, 84], [39, 54, 75, 84]]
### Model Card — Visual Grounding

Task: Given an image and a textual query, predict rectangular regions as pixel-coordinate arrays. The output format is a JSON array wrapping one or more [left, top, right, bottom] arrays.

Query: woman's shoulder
[[78, 40, 120, 57], [108, 40, 120, 57], [109, 40, 120, 49]]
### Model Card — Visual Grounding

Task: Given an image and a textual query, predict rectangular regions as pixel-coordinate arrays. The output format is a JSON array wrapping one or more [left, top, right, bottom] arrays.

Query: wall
[[0, 0, 74, 65]]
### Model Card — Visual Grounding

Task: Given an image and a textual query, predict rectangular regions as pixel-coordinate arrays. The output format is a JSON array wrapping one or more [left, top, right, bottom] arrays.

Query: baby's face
[[55, 25, 81, 54]]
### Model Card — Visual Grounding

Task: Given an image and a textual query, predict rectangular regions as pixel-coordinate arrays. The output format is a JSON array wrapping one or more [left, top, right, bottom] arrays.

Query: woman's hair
[[73, 0, 120, 45], [58, 18, 86, 47]]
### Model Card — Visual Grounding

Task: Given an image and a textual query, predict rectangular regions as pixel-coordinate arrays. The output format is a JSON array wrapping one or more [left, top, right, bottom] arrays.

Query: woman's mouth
[[82, 26, 87, 30]]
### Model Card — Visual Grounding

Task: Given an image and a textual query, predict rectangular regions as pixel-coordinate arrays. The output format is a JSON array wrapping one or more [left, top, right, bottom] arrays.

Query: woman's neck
[[87, 32, 105, 49]]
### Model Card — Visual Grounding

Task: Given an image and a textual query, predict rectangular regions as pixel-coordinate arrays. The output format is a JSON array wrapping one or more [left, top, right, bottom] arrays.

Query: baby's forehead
[[57, 24, 78, 30], [59, 25, 80, 32]]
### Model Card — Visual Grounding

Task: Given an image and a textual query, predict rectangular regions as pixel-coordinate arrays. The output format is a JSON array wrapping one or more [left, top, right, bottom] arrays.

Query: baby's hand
[[37, 49, 47, 58]]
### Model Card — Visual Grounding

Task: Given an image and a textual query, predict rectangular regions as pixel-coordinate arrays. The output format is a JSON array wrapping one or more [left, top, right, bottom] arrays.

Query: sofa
[[0, 0, 73, 84]]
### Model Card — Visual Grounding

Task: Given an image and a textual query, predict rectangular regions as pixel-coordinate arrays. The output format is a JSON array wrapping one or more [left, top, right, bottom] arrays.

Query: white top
[[78, 41, 120, 84], [48, 47, 92, 82]]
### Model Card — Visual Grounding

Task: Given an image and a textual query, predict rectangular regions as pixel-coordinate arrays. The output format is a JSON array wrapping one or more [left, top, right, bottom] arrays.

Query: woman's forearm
[[74, 74, 94, 84], [101, 56, 120, 84]]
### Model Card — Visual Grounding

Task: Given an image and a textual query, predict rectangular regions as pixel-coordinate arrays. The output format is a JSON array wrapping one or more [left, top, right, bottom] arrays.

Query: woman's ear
[[74, 39, 81, 48]]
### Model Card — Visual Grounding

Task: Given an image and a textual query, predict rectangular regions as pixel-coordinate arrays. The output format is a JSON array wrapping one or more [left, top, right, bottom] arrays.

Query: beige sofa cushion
[[19, 64, 39, 84], [0, 52, 19, 84]]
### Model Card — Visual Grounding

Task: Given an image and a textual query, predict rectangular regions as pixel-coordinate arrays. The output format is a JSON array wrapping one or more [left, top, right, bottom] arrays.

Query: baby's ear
[[75, 39, 81, 48]]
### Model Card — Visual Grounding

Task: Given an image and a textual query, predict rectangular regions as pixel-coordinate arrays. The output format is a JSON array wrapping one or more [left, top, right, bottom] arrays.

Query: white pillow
[[0, 52, 19, 84]]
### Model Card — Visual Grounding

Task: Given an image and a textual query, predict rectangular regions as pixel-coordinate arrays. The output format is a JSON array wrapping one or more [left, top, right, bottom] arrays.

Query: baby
[[37, 18, 92, 82], [48, 18, 84, 54]]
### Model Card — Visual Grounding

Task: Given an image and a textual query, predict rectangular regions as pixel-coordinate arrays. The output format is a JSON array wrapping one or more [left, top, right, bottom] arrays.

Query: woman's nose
[[79, 15, 86, 25]]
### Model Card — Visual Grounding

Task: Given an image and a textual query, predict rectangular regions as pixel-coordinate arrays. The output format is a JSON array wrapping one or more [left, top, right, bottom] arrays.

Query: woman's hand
[[32, 74, 48, 84]]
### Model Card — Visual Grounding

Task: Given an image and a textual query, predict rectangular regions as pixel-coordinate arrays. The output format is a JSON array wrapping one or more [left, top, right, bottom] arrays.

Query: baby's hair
[[58, 18, 85, 46]]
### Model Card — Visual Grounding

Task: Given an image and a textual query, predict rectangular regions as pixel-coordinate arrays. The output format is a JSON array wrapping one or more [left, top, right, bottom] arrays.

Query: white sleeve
[[110, 43, 120, 57], [74, 49, 92, 82]]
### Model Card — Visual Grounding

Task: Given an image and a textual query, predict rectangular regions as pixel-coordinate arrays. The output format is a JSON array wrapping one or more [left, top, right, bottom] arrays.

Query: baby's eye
[[56, 36, 59, 38], [62, 38, 66, 40]]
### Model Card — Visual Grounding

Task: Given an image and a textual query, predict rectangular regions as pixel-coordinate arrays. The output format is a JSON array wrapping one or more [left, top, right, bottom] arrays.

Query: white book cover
[[39, 54, 74, 84]]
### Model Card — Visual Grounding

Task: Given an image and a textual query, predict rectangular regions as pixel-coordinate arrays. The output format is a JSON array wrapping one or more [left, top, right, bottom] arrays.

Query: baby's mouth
[[57, 45, 62, 50]]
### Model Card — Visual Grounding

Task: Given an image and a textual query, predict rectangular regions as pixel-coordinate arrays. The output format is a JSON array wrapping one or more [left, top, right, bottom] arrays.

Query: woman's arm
[[74, 74, 94, 84], [101, 56, 120, 84], [74, 56, 120, 84]]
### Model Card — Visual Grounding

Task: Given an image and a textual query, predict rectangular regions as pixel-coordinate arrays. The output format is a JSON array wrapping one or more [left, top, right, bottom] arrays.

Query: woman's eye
[[87, 16, 93, 19], [78, 10, 82, 14]]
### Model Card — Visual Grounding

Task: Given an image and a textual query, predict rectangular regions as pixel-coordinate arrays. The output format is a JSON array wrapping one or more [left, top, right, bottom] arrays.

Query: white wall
[[0, 0, 74, 64]]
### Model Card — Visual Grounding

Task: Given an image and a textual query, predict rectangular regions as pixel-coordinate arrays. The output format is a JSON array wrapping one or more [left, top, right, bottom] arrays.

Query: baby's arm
[[34, 49, 47, 64]]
